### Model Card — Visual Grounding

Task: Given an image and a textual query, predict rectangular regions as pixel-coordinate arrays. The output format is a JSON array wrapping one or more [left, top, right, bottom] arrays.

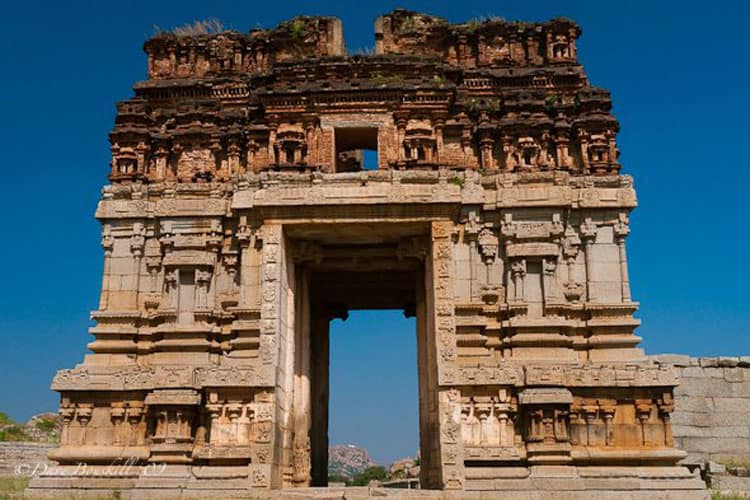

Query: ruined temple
[[30, 10, 706, 498]]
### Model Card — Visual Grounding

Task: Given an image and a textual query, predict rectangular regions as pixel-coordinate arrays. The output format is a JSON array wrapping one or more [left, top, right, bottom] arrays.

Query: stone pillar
[[99, 229, 114, 310], [480, 135, 495, 170], [154, 142, 169, 179], [555, 135, 571, 169], [268, 122, 278, 164], [429, 221, 463, 489], [258, 223, 283, 488], [227, 138, 241, 176], [502, 135, 516, 171], [238, 222, 260, 308], [434, 117, 445, 163], [292, 268, 312, 486], [543, 257, 561, 303], [461, 127, 473, 166], [396, 116, 407, 161], [580, 219, 597, 302], [614, 214, 631, 302], [578, 130, 590, 173], [310, 303, 329, 487], [511, 258, 526, 302], [130, 222, 145, 310], [135, 142, 149, 174], [415, 265, 433, 486]]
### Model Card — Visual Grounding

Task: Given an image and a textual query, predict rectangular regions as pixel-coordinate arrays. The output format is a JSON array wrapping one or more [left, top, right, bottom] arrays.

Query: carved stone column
[[511, 258, 527, 302], [439, 389, 465, 490], [636, 401, 652, 446], [614, 213, 631, 302], [461, 126, 473, 166], [153, 141, 170, 179], [479, 133, 495, 170], [126, 403, 145, 446], [433, 117, 445, 163], [578, 130, 590, 174], [430, 221, 464, 489], [542, 257, 561, 303], [195, 268, 211, 309], [99, 228, 114, 310], [601, 403, 616, 446], [58, 404, 75, 446], [130, 222, 145, 310], [431, 221, 458, 383], [110, 403, 126, 446], [562, 226, 583, 302], [76, 405, 92, 446], [580, 218, 597, 302], [227, 137, 241, 176], [135, 142, 149, 174], [267, 121, 278, 164], [396, 116, 407, 161], [164, 269, 178, 309], [237, 222, 260, 309]]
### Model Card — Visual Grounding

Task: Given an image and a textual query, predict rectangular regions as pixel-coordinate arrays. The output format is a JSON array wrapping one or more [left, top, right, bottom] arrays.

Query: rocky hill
[[0, 412, 60, 444], [328, 444, 375, 478]]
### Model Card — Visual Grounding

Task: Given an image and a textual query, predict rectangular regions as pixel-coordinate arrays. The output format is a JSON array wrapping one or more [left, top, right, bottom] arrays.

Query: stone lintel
[[519, 388, 573, 405], [145, 389, 201, 405], [506, 242, 559, 257]]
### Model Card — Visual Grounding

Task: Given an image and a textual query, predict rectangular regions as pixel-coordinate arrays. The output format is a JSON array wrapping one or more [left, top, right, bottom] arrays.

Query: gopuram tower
[[30, 10, 706, 498]]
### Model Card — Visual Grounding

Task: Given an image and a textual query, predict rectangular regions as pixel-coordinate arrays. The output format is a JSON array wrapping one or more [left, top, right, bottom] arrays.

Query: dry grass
[[153, 18, 225, 37], [0, 477, 28, 499], [716, 457, 750, 470], [711, 491, 749, 500]]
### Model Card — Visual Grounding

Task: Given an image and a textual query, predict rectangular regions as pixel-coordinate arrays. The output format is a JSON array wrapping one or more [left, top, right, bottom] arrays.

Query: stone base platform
[[26, 465, 708, 499]]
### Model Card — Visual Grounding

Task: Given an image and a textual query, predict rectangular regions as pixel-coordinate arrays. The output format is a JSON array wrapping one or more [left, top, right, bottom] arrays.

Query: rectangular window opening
[[335, 127, 379, 172]]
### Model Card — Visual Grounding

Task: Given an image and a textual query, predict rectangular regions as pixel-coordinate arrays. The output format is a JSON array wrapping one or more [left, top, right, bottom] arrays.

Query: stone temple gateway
[[30, 10, 707, 498]]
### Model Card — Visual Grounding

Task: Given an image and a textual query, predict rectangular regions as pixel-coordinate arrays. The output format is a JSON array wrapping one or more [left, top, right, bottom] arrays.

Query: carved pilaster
[[542, 257, 561, 303], [195, 268, 212, 309], [579, 218, 597, 302], [477, 228, 498, 264], [58, 404, 75, 446], [479, 133, 495, 170], [110, 403, 126, 446], [613, 213, 631, 302], [164, 269, 178, 309], [237, 222, 261, 308], [439, 388, 464, 490], [431, 220, 458, 384], [259, 223, 282, 366], [227, 136, 241, 177], [510, 258, 526, 302], [99, 227, 114, 310], [561, 225, 583, 303], [76, 404, 92, 446]]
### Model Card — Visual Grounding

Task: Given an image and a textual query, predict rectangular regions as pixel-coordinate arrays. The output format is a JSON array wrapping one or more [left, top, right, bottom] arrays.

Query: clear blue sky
[[1, 0, 748, 466]]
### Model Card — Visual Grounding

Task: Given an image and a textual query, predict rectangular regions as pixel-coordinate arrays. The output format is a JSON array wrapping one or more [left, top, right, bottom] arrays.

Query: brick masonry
[[651, 355, 750, 465]]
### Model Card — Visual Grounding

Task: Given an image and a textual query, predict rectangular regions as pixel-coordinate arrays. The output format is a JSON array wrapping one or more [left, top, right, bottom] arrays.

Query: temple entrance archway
[[285, 222, 441, 488]]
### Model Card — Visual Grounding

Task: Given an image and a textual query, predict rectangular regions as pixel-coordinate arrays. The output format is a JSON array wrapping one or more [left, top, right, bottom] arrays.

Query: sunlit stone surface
[[29, 10, 707, 498]]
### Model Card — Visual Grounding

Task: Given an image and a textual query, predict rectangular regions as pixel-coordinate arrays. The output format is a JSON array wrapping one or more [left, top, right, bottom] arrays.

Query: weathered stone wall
[[651, 355, 750, 464], [0, 442, 54, 477]]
